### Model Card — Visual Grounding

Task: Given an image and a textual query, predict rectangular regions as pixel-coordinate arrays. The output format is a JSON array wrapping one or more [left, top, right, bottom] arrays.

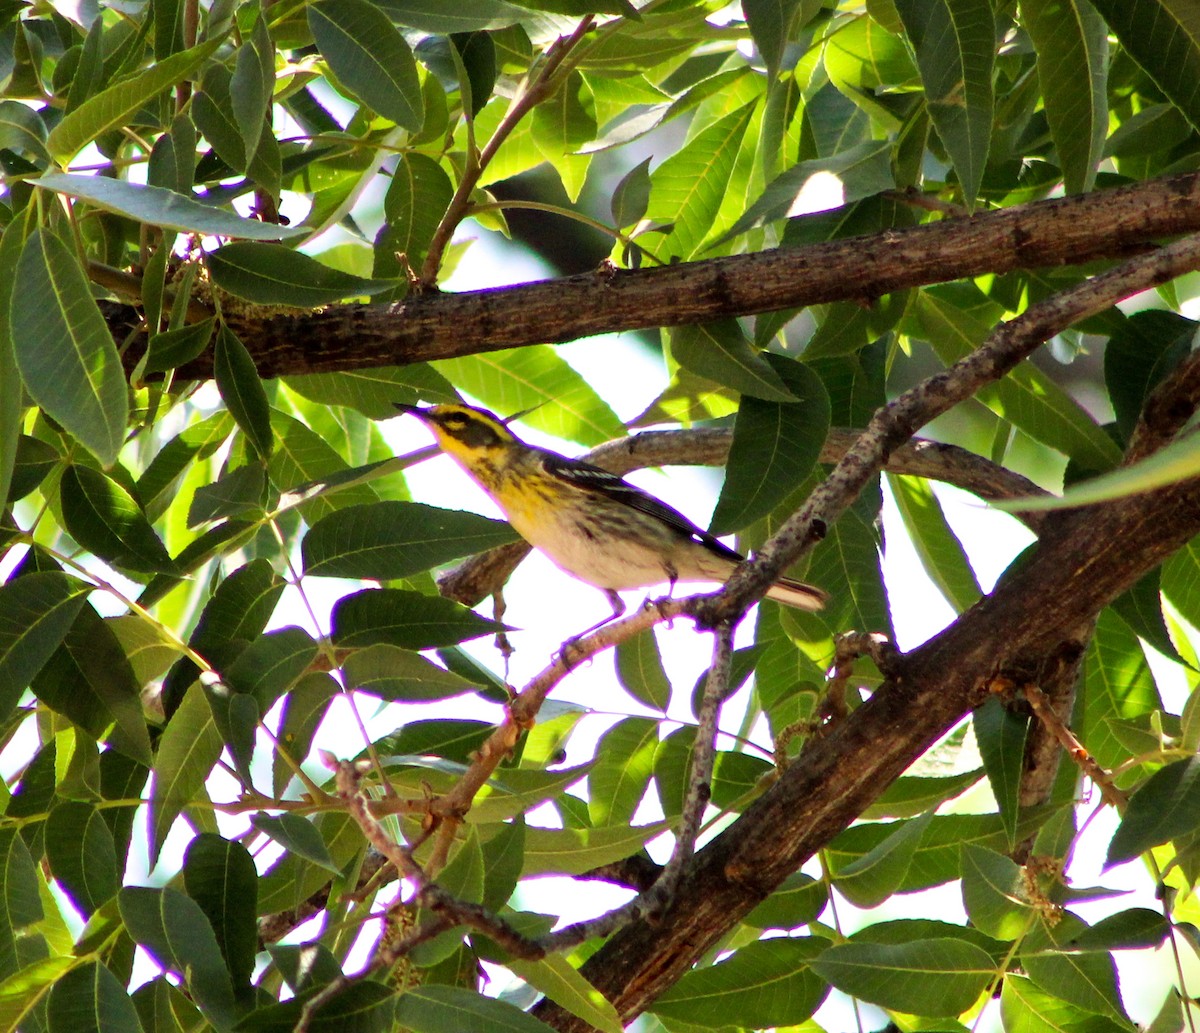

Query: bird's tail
[[765, 577, 828, 611]]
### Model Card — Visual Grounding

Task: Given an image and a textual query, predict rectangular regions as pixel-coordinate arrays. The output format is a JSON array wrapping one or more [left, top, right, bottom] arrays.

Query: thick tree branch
[[106, 172, 1200, 380]]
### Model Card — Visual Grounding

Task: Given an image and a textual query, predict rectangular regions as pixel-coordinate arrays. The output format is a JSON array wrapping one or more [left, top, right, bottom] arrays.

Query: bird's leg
[[559, 590, 626, 668], [646, 568, 679, 626]]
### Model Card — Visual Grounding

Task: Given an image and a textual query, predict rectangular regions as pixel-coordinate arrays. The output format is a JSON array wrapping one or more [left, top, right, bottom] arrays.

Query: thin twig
[[1022, 682, 1127, 810], [419, 17, 596, 285], [87, 260, 215, 323], [538, 622, 735, 953]]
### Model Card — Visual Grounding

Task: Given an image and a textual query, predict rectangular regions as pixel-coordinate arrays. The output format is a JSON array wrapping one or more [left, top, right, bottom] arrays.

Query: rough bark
[[104, 171, 1200, 380]]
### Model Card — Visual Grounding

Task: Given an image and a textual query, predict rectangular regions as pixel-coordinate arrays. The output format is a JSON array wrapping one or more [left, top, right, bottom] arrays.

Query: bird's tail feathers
[[765, 577, 828, 612]]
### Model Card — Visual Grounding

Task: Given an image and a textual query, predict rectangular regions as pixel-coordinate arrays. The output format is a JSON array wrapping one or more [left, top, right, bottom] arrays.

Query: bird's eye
[[444, 414, 468, 428]]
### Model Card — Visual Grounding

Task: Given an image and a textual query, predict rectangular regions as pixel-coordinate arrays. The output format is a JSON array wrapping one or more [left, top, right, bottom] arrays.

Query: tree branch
[[104, 171, 1200, 380]]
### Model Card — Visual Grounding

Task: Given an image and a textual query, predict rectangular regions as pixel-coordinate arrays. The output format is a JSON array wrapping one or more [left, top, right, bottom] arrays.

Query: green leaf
[[894, 0, 994, 207], [144, 319, 216, 375], [238, 980, 396, 1032], [521, 822, 669, 875], [0, 571, 91, 715], [1020, 914, 1130, 1023], [1023, 0, 1108, 194], [1062, 908, 1170, 952], [302, 501, 518, 579], [646, 101, 757, 259], [587, 717, 659, 826], [721, 140, 895, 242], [32, 174, 304, 240], [1107, 754, 1200, 865], [371, 0, 528, 32], [44, 801, 120, 917], [652, 937, 829, 1028], [285, 364, 457, 418], [669, 321, 796, 402], [531, 71, 596, 201], [917, 285, 1123, 470], [268, 412, 381, 522], [230, 19, 273, 167], [438, 827, 485, 905], [972, 696, 1028, 850], [505, 955, 623, 1033], [149, 682, 223, 865], [46, 38, 223, 163], [0, 222, 27, 512], [1001, 974, 1099, 1033], [451, 31, 497, 119], [222, 626, 316, 708], [393, 985, 559, 1033], [0, 827, 43, 942], [481, 818, 525, 913], [0, 100, 50, 164], [11, 228, 128, 466], [182, 835, 258, 991], [614, 629, 672, 711], [342, 643, 479, 702], [331, 588, 501, 649], [374, 719, 492, 765], [273, 673, 338, 797], [162, 557, 285, 713], [960, 843, 1036, 940], [611, 155, 652, 228], [888, 473, 982, 612], [187, 463, 267, 526], [710, 354, 829, 534], [251, 814, 339, 873], [744, 0, 816, 80], [309, 0, 424, 130], [812, 936, 995, 1016], [214, 326, 273, 461], [434, 345, 625, 446], [255, 811, 364, 916], [744, 872, 829, 929], [1077, 609, 1161, 773], [118, 886, 238, 1031], [377, 153, 453, 274], [46, 960, 141, 1033], [994, 431, 1200, 511], [7, 436, 59, 504], [1163, 537, 1200, 631], [1103, 311, 1193, 444], [654, 726, 773, 816], [61, 465, 175, 574], [833, 811, 932, 907], [138, 410, 234, 520], [1089, 0, 1200, 134], [0, 957, 76, 1032], [207, 243, 395, 306]]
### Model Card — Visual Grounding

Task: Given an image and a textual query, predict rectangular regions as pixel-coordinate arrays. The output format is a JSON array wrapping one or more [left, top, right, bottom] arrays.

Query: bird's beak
[[393, 402, 429, 421]]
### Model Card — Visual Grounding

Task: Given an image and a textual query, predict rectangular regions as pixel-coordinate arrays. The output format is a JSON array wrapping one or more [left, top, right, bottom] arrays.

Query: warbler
[[395, 402, 827, 620]]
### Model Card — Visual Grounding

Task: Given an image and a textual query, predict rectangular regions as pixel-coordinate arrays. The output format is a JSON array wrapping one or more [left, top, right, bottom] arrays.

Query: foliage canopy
[[3, 0, 1200, 1031]]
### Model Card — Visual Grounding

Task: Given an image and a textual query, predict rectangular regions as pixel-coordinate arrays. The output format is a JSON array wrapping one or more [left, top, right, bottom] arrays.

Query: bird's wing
[[540, 453, 743, 562]]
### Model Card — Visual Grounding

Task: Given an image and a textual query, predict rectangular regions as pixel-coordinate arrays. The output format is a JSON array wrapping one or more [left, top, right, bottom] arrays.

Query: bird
[[395, 402, 827, 623]]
